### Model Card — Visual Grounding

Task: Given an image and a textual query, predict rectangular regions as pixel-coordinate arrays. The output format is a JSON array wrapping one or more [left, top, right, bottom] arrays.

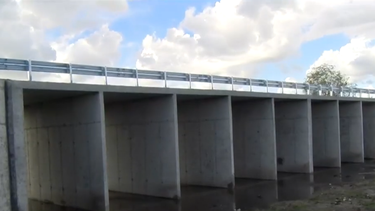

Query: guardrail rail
[[0, 58, 374, 98]]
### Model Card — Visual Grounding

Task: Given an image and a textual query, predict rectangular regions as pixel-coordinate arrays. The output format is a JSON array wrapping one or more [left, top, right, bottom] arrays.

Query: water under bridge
[[0, 58, 375, 211]]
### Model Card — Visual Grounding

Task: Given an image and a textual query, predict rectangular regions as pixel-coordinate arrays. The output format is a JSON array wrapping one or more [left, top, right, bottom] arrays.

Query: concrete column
[[177, 96, 234, 189], [339, 101, 364, 163], [105, 94, 180, 199], [0, 80, 11, 211], [275, 99, 313, 173], [311, 101, 341, 167], [232, 98, 277, 180], [362, 102, 375, 159], [5, 82, 28, 211], [24, 92, 109, 211]]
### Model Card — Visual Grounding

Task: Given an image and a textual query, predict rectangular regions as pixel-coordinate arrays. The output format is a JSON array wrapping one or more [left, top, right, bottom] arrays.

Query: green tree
[[304, 63, 356, 96]]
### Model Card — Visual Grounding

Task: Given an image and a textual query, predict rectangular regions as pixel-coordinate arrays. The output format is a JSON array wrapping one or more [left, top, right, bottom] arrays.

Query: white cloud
[[309, 37, 375, 85], [20, 0, 128, 34], [136, 0, 375, 83], [0, 0, 127, 67], [52, 25, 123, 66]]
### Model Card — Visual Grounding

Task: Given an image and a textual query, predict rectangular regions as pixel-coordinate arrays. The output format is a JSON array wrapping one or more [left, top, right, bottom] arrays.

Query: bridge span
[[0, 58, 375, 211]]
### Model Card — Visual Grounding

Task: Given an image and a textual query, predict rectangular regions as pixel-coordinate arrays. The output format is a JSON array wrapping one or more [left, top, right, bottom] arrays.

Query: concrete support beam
[[275, 100, 313, 173], [0, 80, 11, 211], [311, 101, 341, 167], [232, 98, 277, 180], [5, 82, 28, 211], [105, 94, 180, 199], [178, 96, 234, 189], [24, 92, 109, 211], [363, 102, 375, 159], [339, 101, 364, 163]]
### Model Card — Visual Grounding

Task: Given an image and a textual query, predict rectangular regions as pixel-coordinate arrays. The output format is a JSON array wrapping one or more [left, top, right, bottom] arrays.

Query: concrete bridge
[[0, 58, 375, 211]]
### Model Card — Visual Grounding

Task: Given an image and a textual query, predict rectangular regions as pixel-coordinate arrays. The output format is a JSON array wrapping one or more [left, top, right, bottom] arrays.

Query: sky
[[1, 0, 375, 89]]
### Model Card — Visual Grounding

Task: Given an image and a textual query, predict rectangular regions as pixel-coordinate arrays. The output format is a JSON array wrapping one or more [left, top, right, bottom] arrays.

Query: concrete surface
[[232, 98, 277, 180], [6, 82, 28, 211], [339, 101, 364, 163], [105, 94, 180, 199], [177, 96, 234, 189], [311, 101, 341, 167], [275, 100, 313, 173], [24, 92, 109, 211], [0, 81, 11, 211], [363, 102, 375, 159]]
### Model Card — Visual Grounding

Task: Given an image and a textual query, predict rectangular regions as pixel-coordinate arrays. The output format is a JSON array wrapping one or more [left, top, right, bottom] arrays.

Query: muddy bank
[[255, 179, 375, 211]]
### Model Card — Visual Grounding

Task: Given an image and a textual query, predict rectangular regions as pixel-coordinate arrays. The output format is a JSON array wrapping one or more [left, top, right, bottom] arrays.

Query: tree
[[304, 63, 356, 96]]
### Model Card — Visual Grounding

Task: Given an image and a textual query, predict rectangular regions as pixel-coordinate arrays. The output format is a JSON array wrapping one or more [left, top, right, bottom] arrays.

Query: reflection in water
[[29, 161, 375, 211]]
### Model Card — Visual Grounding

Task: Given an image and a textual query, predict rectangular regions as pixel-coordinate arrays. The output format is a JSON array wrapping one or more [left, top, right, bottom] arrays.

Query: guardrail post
[[188, 74, 192, 89], [211, 75, 214, 90], [231, 77, 234, 91], [265, 80, 269, 93], [306, 84, 310, 95], [281, 82, 284, 94], [135, 69, 139, 86], [319, 85, 322, 96], [28, 60, 32, 81], [68, 63, 73, 83], [164, 72, 167, 88], [249, 79, 252, 92], [330, 85, 334, 96], [104, 66, 108, 85], [295, 83, 298, 94]]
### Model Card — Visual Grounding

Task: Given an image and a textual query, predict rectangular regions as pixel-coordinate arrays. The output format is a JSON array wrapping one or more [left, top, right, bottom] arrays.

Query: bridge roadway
[[0, 79, 374, 211]]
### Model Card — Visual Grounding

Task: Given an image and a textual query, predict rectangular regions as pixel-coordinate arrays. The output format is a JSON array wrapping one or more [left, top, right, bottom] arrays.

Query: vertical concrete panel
[[275, 100, 313, 173], [24, 92, 109, 211], [311, 101, 341, 167], [339, 101, 364, 163], [178, 96, 234, 188], [363, 102, 375, 159], [6, 82, 28, 211], [105, 94, 180, 199], [232, 98, 277, 180], [0, 80, 11, 211]]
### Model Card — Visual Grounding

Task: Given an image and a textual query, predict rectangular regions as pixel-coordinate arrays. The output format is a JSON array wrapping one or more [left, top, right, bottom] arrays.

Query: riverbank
[[255, 178, 375, 211]]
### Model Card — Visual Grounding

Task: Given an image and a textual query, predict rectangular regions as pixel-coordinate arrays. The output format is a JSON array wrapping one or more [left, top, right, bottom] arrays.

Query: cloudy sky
[[1, 0, 375, 88]]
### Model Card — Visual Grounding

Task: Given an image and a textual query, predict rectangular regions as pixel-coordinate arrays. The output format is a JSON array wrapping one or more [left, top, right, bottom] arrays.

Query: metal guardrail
[[0, 58, 374, 98]]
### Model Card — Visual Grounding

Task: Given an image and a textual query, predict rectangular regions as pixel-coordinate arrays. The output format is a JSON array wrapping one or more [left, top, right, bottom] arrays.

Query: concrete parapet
[[177, 96, 234, 189], [23, 92, 109, 210], [275, 99, 313, 173], [311, 101, 341, 167], [104, 94, 180, 199], [339, 101, 364, 163], [232, 98, 277, 180], [362, 102, 375, 159]]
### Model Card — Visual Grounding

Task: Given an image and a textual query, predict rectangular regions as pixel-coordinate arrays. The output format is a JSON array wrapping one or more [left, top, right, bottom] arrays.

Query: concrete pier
[[0, 81, 10, 211], [177, 96, 234, 189], [6, 83, 28, 211], [339, 101, 364, 163], [23, 92, 109, 210], [104, 94, 180, 199], [311, 101, 341, 167], [232, 98, 277, 180], [362, 102, 375, 159], [274, 99, 313, 173]]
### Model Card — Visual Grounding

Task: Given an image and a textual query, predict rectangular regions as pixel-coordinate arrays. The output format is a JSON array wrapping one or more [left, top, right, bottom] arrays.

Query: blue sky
[[108, 0, 352, 82]]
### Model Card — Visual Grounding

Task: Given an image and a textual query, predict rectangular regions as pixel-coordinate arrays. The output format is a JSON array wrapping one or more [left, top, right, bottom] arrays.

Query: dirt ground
[[254, 179, 375, 211]]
